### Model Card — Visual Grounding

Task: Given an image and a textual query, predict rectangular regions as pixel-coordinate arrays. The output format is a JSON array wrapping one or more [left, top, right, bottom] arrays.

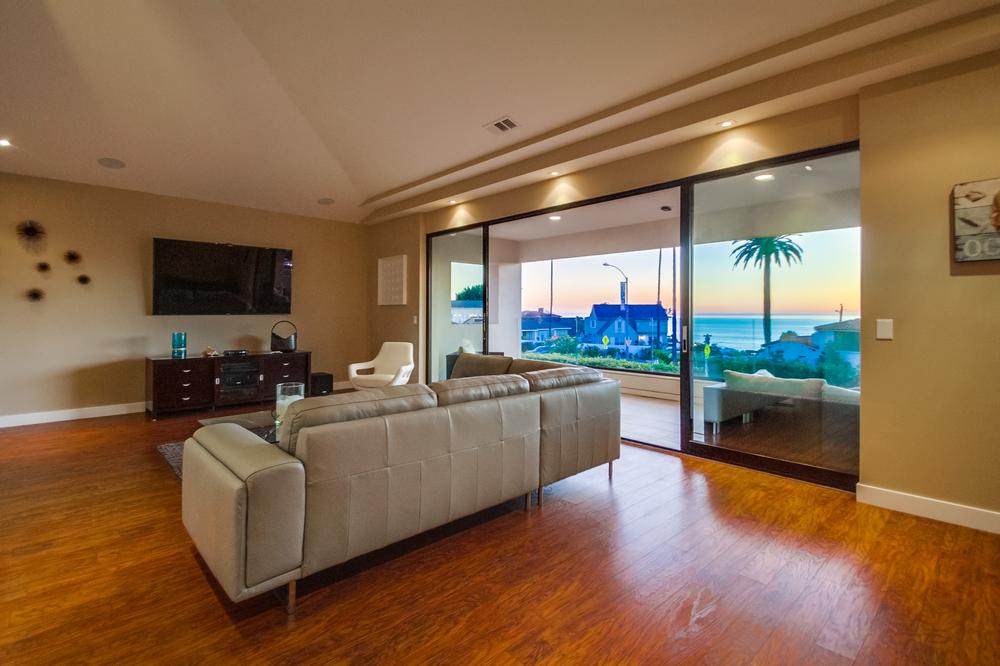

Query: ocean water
[[693, 315, 845, 351]]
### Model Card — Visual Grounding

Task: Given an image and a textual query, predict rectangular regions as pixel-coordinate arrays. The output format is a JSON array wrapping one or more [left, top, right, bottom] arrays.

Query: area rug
[[157, 442, 184, 479], [157, 411, 278, 479]]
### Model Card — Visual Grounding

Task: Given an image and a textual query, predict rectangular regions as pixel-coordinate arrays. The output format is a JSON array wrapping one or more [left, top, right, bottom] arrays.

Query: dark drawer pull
[[282, 374, 290, 379], [282, 362, 291, 367], [181, 396, 191, 402], [181, 382, 191, 388], [181, 369, 192, 374]]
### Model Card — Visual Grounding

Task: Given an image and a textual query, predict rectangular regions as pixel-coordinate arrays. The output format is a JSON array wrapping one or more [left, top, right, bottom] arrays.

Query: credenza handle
[[282, 362, 291, 367], [182, 369, 192, 374], [181, 383, 191, 388], [181, 396, 191, 402], [282, 374, 290, 379]]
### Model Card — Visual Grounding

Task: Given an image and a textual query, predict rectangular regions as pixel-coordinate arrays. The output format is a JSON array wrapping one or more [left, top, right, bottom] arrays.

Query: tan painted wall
[[0, 173, 369, 417], [366, 215, 421, 363], [859, 54, 1000, 511]]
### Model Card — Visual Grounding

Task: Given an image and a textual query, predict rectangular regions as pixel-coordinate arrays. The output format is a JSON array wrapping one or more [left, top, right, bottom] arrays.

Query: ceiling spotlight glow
[[754, 174, 775, 182], [718, 120, 736, 128], [0, 138, 12, 147], [804, 165, 814, 171], [548, 215, 561, 221], [550, 171, 560, 176], [449, 199, 458, 205]]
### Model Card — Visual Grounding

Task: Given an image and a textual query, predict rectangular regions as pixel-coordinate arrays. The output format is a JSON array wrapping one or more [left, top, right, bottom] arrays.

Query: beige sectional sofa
[[181, 355, 620, 609]]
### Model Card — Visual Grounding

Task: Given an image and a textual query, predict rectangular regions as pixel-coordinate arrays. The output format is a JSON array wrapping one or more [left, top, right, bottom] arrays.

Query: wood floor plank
[[1, 407, 997, 664]]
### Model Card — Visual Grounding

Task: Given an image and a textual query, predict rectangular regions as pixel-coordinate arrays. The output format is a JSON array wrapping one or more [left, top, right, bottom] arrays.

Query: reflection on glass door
[[688, 151, 861, 479], [428, 228, 486, 382]]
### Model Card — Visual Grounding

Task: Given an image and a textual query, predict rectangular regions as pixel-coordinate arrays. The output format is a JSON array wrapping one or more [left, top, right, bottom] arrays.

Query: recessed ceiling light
[[548, 215, 562, 221], [804, 165, 814, 171], [550, 171, 560, 176], [718, 120, 736, 128], [317, 197, 335, 205], [0, 138, 12, 147], [754, 174, 775, 182], [449, 199, 458, 205], [97, 157, 125, 169]]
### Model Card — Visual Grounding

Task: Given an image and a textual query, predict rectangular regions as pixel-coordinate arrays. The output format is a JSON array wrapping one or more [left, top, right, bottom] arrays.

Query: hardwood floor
[[1, 408, 997, 664]]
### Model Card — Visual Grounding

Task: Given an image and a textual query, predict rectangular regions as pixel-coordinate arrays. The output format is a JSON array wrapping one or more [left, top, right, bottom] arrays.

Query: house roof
[[761, 339, 818, 351], [814, 318, 861, 332], [522, 316, 572, 331], [590, 303, 669, 320]]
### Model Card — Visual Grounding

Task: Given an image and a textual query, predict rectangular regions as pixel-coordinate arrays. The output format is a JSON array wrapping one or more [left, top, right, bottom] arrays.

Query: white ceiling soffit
[[0, 1, 997, 223], [490, 188, 681, 242], [489, 151, 858, 242]]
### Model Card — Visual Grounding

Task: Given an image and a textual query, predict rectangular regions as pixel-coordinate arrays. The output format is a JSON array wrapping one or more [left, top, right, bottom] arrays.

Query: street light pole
[[602, 262, 629, 348]]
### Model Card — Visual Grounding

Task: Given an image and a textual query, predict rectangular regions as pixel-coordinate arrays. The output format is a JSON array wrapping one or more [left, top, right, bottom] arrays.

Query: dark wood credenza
[[145, 351, 311, 419]]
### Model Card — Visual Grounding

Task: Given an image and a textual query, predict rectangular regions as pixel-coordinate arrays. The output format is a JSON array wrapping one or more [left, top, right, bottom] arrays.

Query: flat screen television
[[152, 238, 293, 315]]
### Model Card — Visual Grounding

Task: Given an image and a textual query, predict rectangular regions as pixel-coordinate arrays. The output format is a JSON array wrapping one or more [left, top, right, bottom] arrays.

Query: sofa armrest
[[182, 423, 304, 602], [702, 383, 727, 424], [538, 378, 621, 486]]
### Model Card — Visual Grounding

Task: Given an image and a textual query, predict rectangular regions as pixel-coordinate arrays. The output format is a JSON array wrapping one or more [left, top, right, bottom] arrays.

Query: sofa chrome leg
[[284, 580, 296, 615], [608, 460, 613, 480], [523, 492, 530, 512], [537, 485, 544, 507]]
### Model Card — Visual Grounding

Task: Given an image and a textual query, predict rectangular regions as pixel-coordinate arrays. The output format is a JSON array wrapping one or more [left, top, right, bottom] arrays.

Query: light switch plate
[[876, 319, 893, 340]]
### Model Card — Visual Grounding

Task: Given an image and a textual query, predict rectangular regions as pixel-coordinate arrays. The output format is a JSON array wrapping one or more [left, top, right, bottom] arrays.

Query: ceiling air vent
[[483, 116, 518, 135]]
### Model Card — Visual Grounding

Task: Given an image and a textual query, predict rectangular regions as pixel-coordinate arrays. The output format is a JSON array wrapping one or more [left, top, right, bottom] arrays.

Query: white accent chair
[[348, 342, 414, 389]]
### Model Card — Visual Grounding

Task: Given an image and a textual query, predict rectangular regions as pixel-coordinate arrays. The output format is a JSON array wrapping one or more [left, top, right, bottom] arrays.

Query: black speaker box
[[310, 372, 333, 396]]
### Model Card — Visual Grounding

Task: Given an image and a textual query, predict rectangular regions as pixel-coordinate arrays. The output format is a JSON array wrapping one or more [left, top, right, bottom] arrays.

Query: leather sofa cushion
[[508, 358, 566, 374], [523, 366, 603, 391], [430, 374, 529, 406], [278, 384, 437, 455], [450, 353, 513, 378]]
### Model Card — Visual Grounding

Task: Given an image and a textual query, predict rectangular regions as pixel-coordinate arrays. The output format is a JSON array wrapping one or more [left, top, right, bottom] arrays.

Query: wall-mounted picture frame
[[951, 178, 1000, 275], [377, 254, 407, 305]]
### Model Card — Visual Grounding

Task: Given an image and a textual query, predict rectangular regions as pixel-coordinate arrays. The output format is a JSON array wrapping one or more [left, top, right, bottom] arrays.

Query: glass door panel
[[688, 151, 861, 477], [428, 228, 486, 382]]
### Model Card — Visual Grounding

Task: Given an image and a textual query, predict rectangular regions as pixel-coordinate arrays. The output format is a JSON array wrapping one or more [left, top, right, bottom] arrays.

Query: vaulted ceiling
[[1, 1, 998, 223]]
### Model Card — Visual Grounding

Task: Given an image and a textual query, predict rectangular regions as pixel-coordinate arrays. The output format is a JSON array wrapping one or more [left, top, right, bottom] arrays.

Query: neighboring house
[[756, 340, 822, 366], [450, 300, 483, 324], [520, 310, 573, 343], [811, 318, 861, 351], [582, 302, 671, 348], [811, 318, 862, 369]]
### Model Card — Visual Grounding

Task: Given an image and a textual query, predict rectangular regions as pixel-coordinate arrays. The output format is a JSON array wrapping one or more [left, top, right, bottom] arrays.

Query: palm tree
[[731, 235, 804, 344]]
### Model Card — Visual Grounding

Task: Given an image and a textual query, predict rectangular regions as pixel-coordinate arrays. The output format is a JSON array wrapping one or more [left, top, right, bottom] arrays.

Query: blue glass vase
[[171, 331, 187, 359]]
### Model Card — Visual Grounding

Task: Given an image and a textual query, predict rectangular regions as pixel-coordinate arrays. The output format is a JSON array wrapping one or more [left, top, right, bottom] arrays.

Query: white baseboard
[[0, 402, 147, 429], [857, 483, 1000, 535]]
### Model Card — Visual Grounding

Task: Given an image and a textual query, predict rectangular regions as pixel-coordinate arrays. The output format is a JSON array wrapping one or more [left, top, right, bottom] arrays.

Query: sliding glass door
[[427, 227, 486, 382], [682, 149, 861, 487]]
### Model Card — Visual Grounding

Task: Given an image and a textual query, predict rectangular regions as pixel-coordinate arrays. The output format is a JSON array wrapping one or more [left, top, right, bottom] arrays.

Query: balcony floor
[[621, 392, 858, 475], [620, 393, 680, 449]]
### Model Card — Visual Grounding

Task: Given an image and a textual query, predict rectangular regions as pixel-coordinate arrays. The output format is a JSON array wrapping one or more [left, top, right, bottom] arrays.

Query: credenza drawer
[[157, 387, 213, 410]]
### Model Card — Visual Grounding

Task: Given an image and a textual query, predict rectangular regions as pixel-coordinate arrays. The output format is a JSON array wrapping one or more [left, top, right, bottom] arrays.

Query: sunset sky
[[517, 227, 860, 317]]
